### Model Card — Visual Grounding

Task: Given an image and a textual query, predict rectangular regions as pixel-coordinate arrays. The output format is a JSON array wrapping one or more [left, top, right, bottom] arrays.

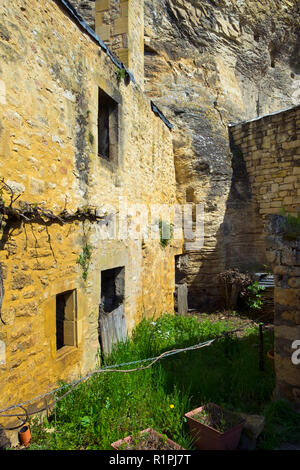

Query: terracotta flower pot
[[185, 404, 245, 450], [18, 425, 31, 448], [267, 349, 274, 360], [111, 428, 184, 450]]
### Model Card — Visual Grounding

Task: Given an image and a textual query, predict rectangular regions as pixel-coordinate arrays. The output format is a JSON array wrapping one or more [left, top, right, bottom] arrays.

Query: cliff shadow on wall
[[176, 127, 267, 313]]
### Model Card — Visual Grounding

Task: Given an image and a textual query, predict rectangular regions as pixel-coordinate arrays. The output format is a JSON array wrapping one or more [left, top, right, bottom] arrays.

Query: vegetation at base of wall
[[77, 243, 92, 280], [28, 313, 276, 450], [247, 281, 265, 311], [281, 208, 300, 241], [257, 399, 300, 450]]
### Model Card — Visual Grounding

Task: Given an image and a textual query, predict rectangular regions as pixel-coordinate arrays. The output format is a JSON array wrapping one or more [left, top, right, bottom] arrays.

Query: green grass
[[257, 399, 300, 449], [29, 313, 278, 450]]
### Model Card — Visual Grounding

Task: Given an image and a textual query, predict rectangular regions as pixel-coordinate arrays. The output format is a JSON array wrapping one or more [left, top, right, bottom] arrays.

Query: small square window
[[56, 290, 77, 351], [98, 88, 118, 161]]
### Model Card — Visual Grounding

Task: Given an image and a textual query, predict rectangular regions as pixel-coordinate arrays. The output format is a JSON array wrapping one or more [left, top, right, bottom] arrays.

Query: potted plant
[[111, 428, 185, 450], [267, 349, 274, 361], [184, 403, 245, 450]]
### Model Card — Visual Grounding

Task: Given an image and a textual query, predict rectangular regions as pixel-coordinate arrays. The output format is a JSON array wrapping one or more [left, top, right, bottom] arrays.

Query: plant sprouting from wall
[[115, 67, 127, 83], [159, 219, 173, 248], [77, 243, 92, 281]]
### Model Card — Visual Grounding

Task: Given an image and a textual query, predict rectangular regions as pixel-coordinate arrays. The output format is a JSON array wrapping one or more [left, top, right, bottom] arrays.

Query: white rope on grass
[[0, 338, 216, 415]]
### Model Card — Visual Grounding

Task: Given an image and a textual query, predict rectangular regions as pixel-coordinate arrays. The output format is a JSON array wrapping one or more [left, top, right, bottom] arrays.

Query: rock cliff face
[[70, 0, 300, 310], [144, 0, 300, 310]]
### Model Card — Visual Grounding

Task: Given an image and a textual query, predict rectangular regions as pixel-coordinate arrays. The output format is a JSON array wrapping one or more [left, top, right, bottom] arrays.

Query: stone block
[[281, 248, 297, 266], [95, 24, 110, 41], [116, 48, 129, 66], [282, 140, 300, 150], [12, 273, 33, 290], [114, 17, 128, 35], [121, 2, 129, 17], [274, 356, 300, 387], [275, 287, 299, 307], [95, 0, 110, 12], [239, 413, 265, 440]]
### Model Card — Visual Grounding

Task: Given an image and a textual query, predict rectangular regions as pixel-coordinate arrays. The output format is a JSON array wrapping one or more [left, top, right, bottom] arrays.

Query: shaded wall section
[[265, 214, 300, 407]]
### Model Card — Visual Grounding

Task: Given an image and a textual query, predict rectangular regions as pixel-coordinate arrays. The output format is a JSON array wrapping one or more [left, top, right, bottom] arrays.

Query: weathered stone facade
[[265, 215, 300, 407], [229, 105, 300, 272], [0, 0, 179, 430], [95, 0, 144, 88]]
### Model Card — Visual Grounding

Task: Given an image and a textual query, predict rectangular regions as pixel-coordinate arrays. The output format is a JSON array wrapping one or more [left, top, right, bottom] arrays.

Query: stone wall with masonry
[[0, 0, 178, 436]]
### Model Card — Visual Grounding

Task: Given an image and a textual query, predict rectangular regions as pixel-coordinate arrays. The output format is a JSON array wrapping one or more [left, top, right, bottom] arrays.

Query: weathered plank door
[[98, 304, 127, 357], [175, 283, 188, 315]]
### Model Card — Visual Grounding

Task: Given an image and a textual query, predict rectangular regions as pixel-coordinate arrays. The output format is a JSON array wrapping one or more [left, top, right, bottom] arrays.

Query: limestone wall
[[230, 105, 300, 217], [0, 0, 177, 425], [95, 0, 144, 88], [229, 105, 300, 271], [265, 215, 300, 406]]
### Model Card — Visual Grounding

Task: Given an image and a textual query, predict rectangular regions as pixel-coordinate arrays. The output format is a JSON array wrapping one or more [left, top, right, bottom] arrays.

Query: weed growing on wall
[[115, 67, 126, 83], [77, 244, 92, 280], [159, 220, 173, 248]]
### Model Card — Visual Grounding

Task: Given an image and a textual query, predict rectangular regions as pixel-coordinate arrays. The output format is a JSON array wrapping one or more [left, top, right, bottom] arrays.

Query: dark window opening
[[56, 290, 77, 350], [100, 267, 125, 314], [175, 254, 187, 284], [98, 88, 118, 160]]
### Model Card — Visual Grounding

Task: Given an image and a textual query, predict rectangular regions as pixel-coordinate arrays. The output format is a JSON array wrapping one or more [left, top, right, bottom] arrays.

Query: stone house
[[0, 0, 181, 425]]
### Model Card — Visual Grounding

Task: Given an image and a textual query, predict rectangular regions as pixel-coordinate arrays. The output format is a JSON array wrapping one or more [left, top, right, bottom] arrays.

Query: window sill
[[55, 345, 77, 360], [98, 152, 110, 161]]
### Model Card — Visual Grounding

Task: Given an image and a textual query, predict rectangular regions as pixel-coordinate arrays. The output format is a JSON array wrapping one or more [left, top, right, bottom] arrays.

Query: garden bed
[[27, 312, 280, 450]]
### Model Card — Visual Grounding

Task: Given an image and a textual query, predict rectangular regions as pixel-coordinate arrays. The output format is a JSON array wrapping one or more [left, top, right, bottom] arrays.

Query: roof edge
[[228, 103, 300, 129]]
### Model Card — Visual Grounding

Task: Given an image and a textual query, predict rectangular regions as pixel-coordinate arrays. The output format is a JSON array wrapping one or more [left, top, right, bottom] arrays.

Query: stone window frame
[[55, 289, 78, 356], [96, 78, 123, 170]]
